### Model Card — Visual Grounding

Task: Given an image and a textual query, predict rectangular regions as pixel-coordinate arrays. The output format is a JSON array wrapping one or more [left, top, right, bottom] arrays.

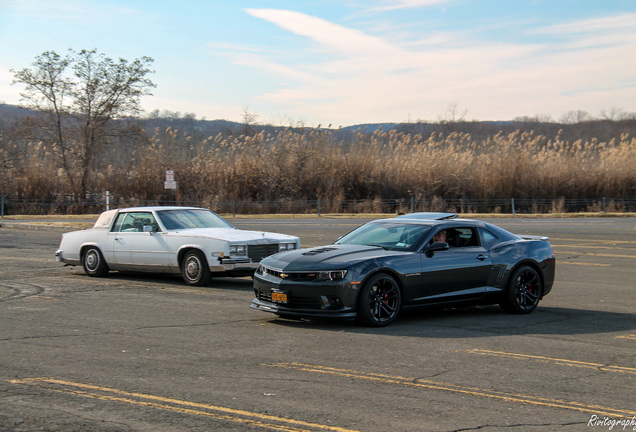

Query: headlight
[[279, 242, 297, 251], [316, 270, 347, 281], [229, 244, 247, 256]]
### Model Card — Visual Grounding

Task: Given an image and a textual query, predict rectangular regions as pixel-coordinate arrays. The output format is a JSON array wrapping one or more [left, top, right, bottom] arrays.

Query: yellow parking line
[[559, 262, 610, 266], [616, 335, 636, 341], [463, 349, 636, 375], [584, 252, 636, 259], [550, 238, 636, 245], [553, 245, 636, 251], [553, 250, 636, 259], [266, 363, 636, 418], [9, 378, 359, 432]]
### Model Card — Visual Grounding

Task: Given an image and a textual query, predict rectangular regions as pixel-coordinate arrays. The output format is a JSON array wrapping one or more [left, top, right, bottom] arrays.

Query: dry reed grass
[[1, 126, 635, 213]]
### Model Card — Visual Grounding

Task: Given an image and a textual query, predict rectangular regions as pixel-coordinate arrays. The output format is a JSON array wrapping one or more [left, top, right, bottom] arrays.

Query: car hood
[[262, 244, 399, 271], [169, 228, 298, 242]]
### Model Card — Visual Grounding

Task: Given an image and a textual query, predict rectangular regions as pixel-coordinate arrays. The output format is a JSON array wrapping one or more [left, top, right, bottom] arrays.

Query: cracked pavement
[[0, 217, 635, 431]]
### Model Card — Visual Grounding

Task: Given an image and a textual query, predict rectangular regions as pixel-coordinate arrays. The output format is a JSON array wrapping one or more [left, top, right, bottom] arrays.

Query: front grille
[[259, 265, 319, 281], [248, 244, 280, 261]]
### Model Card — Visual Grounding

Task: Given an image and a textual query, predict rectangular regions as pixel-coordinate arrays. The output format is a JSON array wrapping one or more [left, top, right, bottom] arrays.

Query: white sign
[[165, 170, 174, 181], [164, 180, 178, 190]]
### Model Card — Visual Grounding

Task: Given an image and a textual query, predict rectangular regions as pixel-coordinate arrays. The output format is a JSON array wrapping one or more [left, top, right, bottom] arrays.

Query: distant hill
[[2, 103, 635, 144]]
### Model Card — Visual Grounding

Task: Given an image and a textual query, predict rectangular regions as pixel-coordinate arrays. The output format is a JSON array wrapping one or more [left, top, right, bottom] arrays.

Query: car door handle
[[476, 254, 488, 261]]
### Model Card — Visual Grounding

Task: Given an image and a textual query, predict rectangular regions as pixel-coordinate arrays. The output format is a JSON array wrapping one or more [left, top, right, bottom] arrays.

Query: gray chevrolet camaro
[[251, 213, 556, 327]]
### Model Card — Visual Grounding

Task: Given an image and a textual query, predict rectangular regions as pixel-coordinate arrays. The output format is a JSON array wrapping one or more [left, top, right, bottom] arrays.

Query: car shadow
[[266, 305, 636, 338], [98, 271, 254, 291]]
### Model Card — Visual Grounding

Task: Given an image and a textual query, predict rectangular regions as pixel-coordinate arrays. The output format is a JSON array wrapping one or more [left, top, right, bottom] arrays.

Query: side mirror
[[424, 242, 449, 257], [143, 225, 155, 233], [428, 242, 450, 251]]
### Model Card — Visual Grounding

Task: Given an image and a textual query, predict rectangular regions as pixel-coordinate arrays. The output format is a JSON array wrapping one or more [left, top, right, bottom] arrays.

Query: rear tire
[[82, 246, 109, 277], [181, 250, 211, 286], [356, 273, 402, 327], [500, 265, 542, 314]]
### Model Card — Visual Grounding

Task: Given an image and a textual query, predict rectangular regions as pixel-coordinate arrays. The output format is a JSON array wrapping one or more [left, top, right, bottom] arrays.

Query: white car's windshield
[[335, 222, 431, 251], [157, 209, 234, 230]]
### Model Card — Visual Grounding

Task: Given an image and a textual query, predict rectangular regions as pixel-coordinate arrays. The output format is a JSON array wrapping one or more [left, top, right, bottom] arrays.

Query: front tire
[[500, 265, 542, 314], [356, 273, 402, 327], [181, 250, 211, 286], [82, 246, 109, 277]]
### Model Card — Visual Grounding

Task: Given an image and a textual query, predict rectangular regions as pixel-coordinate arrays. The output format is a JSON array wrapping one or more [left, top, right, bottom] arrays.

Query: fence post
[[410, 197, 415, 213], [232, 200, 236, 218], [1, 196, 4, 217], [106, 191, 110, 211], [317, 198, 322, 217], [511, 198, 516, 215], [602, 197, 606, 213]]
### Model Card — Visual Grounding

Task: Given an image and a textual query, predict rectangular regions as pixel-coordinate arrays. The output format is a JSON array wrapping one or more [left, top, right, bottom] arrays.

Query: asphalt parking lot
[[0, 216, 634, 431]]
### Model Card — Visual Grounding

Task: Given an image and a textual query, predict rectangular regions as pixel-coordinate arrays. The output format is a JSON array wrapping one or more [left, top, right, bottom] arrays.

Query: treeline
[[1, 108, 635, 214]]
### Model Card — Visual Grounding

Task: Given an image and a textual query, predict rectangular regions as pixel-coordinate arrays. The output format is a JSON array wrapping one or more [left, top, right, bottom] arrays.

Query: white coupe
[[55, 206, 300, 285]]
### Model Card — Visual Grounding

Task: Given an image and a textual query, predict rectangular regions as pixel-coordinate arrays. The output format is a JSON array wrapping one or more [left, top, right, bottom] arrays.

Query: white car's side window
[[112, 212, 159, 233]]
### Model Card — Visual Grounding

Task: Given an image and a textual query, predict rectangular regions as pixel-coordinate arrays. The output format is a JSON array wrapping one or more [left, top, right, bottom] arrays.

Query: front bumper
[[250, 297, 356, 318], [250, 273, 359, 318], [210, 257, 260, 272]]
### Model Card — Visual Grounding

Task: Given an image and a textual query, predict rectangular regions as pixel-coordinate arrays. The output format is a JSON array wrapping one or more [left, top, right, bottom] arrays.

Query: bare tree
[[600, 106, 636, 121], [560, 110, 592, 124], [241, 106, 259, 136], [12, 48, 155, 195], [439, 102, 468, 123]]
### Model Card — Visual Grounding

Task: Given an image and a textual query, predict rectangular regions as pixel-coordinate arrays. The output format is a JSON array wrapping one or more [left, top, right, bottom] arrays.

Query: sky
[[1, 0, 635, 127]]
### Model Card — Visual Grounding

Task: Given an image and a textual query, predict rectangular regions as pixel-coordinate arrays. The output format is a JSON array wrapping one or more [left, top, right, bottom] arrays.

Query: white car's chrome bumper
[[210, 258, 260, 272]]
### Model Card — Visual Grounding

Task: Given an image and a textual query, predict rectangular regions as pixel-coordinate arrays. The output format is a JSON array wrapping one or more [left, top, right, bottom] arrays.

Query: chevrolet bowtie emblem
[[280, 273, 288, 278]]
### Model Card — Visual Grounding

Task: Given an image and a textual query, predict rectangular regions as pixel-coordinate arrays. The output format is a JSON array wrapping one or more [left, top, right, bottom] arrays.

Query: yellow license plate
[[271, 292, 288, 303]]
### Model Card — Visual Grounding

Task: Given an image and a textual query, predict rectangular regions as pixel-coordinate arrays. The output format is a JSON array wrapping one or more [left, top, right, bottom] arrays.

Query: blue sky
[[1, 0, 635, 127]]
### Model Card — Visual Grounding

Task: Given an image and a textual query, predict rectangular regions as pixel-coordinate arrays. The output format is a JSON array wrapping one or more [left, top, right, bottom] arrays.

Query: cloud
[[365, 0, 453, 12], [535, 12, 636, 35], [238, 8, 636, 124], [245, 9, 398, 56]]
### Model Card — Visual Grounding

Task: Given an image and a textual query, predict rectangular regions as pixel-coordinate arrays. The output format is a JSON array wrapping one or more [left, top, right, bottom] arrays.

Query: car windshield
[[334, 222, 431, 251], [156, 209, 234, 230]]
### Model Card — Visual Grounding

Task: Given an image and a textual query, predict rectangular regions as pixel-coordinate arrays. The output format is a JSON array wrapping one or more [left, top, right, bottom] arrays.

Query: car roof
[[113, 206, 206, 212], [373, 217, 482, 227], [371, 215, 520, 241], [394, 212, 458, 220]]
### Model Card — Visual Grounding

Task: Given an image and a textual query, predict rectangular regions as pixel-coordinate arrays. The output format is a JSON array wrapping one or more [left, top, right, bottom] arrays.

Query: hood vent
[[302, 247, 339, 256]]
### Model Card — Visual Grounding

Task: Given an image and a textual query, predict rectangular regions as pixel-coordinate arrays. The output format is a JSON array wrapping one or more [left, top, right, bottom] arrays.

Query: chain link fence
[[1, 194, 634, 216]]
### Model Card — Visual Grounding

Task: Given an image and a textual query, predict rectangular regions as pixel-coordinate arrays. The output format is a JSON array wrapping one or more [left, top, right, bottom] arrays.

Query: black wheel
[[356, 273, 402, 327], [500, 265, 542, 314], [82, 246, 109, 277], [181, 250, 211, 286]]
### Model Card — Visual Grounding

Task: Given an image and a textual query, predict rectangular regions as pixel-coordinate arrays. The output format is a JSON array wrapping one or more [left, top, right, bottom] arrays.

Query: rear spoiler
[[519, 235, 550, 241]]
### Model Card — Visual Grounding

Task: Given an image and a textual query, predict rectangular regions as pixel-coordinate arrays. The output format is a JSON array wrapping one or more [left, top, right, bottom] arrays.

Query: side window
[[113, 212, 159, 232], [479, 228, 500, 249], [111, 213, 126, 232], [447, 227, 479, 247]]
